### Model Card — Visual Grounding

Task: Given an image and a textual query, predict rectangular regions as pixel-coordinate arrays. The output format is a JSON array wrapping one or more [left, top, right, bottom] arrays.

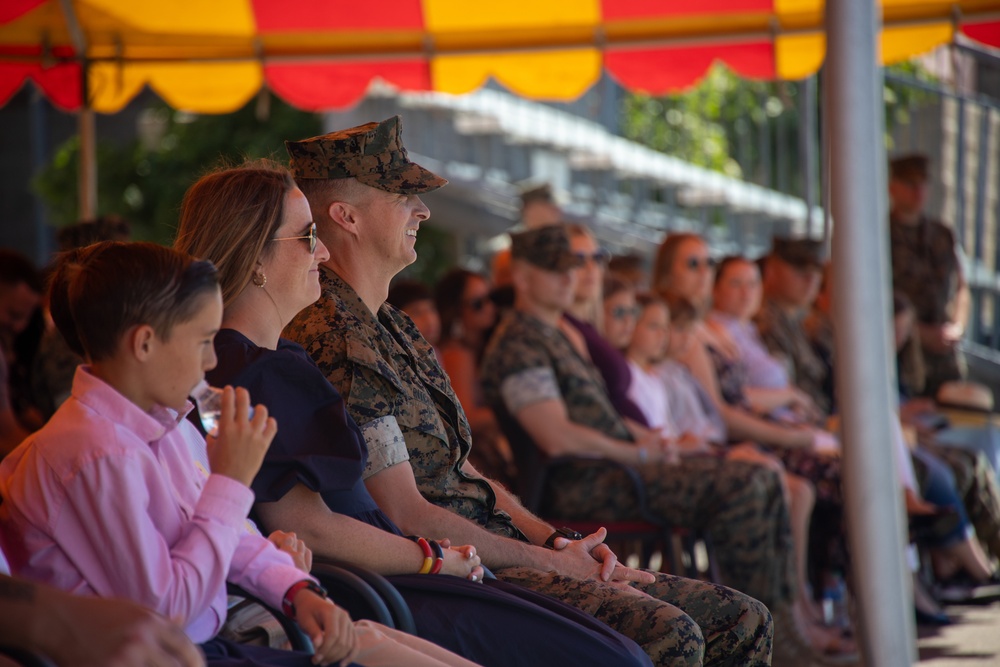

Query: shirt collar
[[71, 366, 194, 444], [320, 266, 382, 331]]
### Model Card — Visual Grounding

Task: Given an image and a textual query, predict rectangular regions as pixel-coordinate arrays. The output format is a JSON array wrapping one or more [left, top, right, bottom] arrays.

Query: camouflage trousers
[[917, 444, 1000, 560], [495, 566, 772, 667], [544, 457, 796, 609]]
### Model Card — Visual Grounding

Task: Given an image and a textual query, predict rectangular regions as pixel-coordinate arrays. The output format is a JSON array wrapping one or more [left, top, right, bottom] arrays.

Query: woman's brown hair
[[651, 232, 702, 296], [174, 159, 296, 308]]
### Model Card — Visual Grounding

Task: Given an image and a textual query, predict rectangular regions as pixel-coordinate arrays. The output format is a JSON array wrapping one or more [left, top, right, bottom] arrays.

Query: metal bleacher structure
[[323, 80, 825, 259], [320, 72, 1000, 394]]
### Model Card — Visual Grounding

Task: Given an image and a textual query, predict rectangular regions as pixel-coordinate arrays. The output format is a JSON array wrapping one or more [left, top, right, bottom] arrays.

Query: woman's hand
[[436, 539, 485, 582], [269, 530, 313, 573], [788, 388, 822, 422]]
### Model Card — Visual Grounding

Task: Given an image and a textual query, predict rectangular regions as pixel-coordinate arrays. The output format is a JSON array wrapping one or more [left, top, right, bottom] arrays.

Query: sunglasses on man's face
[[685, 256, 716, 271], [574, 248, 612, 266], [272, 222, 318, 254]]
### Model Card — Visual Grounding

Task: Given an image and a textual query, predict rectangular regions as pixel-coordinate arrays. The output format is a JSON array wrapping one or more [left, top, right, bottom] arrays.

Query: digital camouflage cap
[[770, 236, 825, 270], [285, 115, 448, 194], [510, 224, 585, 272]]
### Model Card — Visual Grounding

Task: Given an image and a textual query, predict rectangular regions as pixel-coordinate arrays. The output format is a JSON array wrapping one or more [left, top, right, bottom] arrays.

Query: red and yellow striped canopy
[[1, 0, 998, 114]]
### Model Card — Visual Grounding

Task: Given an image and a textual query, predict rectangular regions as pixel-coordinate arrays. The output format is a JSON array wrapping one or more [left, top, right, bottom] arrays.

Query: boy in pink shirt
[[0, 242, 475, 667]]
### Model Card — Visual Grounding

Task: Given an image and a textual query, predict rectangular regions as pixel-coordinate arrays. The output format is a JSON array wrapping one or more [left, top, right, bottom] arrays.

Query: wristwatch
[[281, 580, 328, 619], [544, 526, 584, 549]]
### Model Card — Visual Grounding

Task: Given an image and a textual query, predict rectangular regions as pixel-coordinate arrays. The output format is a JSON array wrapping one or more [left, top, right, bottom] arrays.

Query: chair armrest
[[0, 646, 56, 667], [314, 560, 416, 635], [309, 562, 395, 629], [226, 582, 313, 652]]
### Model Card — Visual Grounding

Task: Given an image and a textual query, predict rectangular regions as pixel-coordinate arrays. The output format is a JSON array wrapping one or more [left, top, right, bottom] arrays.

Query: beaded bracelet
[[408, 535, 445, 574], [428, 539, 445, 575], [414, 536, 434, 574]]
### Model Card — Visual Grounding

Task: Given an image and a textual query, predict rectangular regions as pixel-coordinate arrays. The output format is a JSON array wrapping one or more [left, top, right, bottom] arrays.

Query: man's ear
[[129, 324, 157, 362], [327, 201, 360, 238]]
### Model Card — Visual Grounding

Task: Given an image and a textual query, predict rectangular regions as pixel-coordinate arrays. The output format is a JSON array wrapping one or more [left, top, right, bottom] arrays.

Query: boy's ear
[[129, 324, 157, 361]]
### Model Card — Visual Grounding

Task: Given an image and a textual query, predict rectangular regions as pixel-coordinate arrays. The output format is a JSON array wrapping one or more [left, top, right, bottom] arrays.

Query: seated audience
[[434, 268, 514, 487], [174, 161, 652, 667], [387, 279, 442, 348], [562, 224, 649, 427], [480, 223, 819, 665], [282, 118, 772, 667], [709, 255, 819, 423], [0, 241, 478, 667]]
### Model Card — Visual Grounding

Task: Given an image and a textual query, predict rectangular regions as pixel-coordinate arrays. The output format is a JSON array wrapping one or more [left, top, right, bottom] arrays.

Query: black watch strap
[[544, 527, 584, 549]]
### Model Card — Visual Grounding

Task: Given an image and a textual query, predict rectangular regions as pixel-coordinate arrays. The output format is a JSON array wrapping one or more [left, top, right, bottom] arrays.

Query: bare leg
[[934, 538, 995, 582], [785, 473, 821, 621]]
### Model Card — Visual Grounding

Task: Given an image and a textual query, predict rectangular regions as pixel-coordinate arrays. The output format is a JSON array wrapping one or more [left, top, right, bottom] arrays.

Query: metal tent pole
[[825, 0, 915, 664], [59, 0, 96, 220]]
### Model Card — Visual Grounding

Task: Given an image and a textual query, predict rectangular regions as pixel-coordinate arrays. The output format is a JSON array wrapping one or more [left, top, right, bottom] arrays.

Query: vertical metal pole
[[826, 0, 915, 664], [954, 96, 967, 249], [971, 105, 991, 344], [78, 100, 97, 219], [819, 66, 832, 247], [799, 77, 817, 230], [59, 0, 96, 221]]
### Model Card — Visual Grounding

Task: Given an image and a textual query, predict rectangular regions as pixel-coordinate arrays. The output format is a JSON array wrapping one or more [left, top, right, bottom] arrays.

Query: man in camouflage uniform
[[888, 154, 968, 398], [755, 237, 832, 414], [480, 224, 798, 612], [283, 116, 773, 667]]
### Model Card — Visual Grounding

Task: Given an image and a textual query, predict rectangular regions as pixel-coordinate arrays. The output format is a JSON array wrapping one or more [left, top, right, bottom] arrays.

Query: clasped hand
[[550, 527, 656, 585]]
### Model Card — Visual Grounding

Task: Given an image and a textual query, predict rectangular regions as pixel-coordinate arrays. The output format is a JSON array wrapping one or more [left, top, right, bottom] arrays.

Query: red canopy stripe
[[264, 60, 430, 111], [606, 40, 774, 93], [962, 21, 1000, 48]]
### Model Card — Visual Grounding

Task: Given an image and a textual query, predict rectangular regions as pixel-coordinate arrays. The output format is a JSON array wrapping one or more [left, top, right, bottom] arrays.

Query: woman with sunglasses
[[434, 269, 512, 486], [174, 161, 652, 667], [652, 233, 861, 658]]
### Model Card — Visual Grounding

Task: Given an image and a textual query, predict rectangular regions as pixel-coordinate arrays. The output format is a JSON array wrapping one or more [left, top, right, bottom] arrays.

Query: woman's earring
[[252, 270, 267, 288]]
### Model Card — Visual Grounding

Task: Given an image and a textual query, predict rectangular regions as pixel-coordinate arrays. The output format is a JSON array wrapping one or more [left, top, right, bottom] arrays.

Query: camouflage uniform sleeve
[[358, 414, 411, 479], [500, 367, 561, 414], [336, 342, 412, 480]]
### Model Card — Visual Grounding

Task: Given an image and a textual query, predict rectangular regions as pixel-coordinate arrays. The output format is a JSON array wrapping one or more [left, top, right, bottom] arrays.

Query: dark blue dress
[[208, 329, 650, 667]]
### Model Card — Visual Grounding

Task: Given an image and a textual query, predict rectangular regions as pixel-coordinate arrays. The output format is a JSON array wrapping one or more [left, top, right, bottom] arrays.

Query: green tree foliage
[[34, 94, 323, 243], [33, 93, 457, 284], [621, 62, 936, 198]]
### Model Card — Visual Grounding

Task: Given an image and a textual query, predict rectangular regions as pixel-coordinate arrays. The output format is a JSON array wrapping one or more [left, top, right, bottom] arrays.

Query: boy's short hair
[[49, 242, 218, 361]]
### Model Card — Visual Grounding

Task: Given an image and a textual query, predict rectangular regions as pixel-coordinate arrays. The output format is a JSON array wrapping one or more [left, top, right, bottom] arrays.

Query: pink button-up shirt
[[0, 367, 306, 643]]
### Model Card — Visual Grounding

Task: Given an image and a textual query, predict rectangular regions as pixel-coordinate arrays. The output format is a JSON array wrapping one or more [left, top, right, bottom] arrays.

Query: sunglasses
[[685, 256, 716, 271], [465, 296, 491, 312], [609, 305, 641, 320], [273, 222, 318, 254], [574, 248, 611, 266]]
